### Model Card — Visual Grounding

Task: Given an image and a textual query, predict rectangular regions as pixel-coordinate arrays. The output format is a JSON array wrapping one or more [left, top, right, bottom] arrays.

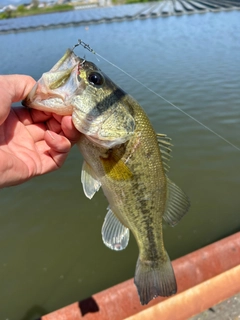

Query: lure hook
[[72, 39, 96, 54]]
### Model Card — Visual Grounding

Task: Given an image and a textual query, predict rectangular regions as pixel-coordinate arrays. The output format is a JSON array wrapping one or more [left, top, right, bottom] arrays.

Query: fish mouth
[[22, 80, 74, 116], [22, 49, 83, 116]]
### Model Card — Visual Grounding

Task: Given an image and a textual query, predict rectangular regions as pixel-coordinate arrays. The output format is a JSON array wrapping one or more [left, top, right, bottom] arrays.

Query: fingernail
[[47, 130, 55, 139]]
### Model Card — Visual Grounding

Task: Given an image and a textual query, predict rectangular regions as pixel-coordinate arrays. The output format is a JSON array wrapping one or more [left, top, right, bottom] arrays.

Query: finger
[[13, 107, 33, 125], [35, 139, 68, 173], [26, 123, 47, 142], [46, 117, 62, 134], [43, 131, 71, 169], [13, 108, 53, 125], [61, 116, 81, 143], [44, 130, 71, 153], [30, 109, 52, 123], [52, 113, 63, 123]]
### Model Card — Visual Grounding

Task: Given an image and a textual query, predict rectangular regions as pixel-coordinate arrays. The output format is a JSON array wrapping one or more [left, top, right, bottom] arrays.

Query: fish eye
[[88, 72, 104, 86]]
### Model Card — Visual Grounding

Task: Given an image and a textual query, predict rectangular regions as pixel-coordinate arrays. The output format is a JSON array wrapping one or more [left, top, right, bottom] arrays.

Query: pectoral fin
[[101, 207, 130, 251], [81, 161, 101, 199], [163, 178, 190, 226]]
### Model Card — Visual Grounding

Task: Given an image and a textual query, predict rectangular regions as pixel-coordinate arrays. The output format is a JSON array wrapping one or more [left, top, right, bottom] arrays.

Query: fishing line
[[74, 40, 240, 152]]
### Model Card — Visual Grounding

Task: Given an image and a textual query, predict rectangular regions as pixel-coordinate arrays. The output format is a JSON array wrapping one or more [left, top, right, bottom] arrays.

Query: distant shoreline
[[1, 0, 239, 34], [0, 4, 77, 20]]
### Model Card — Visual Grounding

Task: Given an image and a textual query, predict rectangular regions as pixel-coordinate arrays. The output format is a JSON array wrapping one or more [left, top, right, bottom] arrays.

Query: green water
[[0, 10, 240, 320]]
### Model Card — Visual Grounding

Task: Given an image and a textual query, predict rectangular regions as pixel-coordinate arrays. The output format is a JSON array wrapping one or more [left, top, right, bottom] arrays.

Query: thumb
[[0, 80, 11, 125], [0, 75, 36, 125]]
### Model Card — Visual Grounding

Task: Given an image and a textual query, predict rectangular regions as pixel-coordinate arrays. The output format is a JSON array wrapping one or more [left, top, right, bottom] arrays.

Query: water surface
[[0, 10, 240, 320]]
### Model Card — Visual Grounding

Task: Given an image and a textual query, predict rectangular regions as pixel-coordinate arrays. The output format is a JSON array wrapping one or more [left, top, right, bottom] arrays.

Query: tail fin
[[134, 253, 177, 305]]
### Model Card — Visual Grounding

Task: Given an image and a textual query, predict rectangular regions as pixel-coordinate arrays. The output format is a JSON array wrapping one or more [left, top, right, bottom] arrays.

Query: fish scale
[[22, 48, 190, 305]]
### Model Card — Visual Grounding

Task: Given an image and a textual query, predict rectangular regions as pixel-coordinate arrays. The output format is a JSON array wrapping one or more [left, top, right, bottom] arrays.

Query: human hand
[[0, 74, 81, 188]]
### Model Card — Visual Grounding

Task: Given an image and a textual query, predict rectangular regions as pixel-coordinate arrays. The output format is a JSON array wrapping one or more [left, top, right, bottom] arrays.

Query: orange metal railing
[[42, 232, 240, 320]]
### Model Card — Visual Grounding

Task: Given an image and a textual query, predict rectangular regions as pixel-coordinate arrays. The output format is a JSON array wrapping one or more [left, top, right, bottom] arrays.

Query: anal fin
[[101, 207, 130, 251], [163, 178, 190, 227]]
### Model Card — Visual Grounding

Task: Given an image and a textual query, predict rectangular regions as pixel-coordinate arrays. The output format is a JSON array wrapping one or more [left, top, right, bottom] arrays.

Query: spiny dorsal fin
[[156, 133, 173, 173], [163, 177, 190, 227]]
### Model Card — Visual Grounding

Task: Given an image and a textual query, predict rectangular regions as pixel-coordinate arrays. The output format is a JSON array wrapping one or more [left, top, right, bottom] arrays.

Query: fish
[[23, 48, 190, 305]]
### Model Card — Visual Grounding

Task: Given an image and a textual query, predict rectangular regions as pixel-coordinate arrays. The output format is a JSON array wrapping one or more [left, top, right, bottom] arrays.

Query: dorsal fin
[[156, 133, 173, 173]]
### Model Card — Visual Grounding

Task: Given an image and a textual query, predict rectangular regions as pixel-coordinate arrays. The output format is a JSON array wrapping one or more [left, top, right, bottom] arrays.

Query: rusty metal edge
[[42, 232, 240, 320], [125, 264, 240, 320]]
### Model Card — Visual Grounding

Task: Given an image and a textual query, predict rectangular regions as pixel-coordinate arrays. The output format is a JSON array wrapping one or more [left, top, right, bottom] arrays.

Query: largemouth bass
[[23, 48, 190, 305]]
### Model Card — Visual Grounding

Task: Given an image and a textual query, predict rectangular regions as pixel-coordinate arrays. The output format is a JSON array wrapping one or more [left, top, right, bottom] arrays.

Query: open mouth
[[22, 51, 83, 115]]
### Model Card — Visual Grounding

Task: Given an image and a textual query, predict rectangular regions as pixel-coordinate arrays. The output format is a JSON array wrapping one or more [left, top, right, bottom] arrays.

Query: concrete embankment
[[0, 0, 240, 34]]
